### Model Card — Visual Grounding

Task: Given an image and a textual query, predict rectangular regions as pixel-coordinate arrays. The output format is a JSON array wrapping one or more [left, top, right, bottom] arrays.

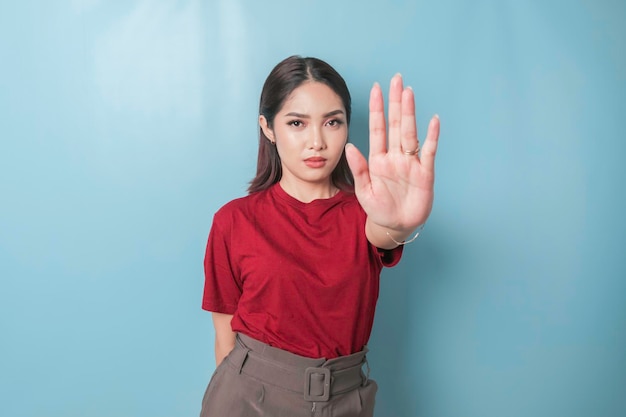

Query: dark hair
[[248, 55, 354, 194]]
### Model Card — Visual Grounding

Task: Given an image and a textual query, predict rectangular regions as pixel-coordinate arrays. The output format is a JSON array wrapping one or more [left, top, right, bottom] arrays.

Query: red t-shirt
[[203, 183, 403, 359]]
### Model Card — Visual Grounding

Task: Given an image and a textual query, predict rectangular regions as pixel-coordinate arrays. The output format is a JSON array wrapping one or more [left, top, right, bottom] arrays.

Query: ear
[[259, 115, 275, 143]]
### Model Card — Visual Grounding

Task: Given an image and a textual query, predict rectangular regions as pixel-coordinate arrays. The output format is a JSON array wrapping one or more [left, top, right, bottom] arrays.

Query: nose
[[308, 126, 326, 150]]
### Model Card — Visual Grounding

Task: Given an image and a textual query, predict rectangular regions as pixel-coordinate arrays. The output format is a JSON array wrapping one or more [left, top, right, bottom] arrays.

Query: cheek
[[274, 139, 299, 162], [331, 129, 349, 148]]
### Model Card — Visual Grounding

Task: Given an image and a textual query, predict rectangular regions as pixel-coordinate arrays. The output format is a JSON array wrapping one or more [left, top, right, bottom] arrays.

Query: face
[[260, 81, 348, 193]]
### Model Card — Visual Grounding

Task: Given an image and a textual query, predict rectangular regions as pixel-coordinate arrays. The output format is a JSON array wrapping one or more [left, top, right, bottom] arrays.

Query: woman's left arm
[[345, 74, 440, 250]]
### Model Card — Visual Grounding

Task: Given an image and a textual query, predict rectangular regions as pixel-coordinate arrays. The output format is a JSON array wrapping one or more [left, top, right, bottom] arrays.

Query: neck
[[279, 178, 339, 203]]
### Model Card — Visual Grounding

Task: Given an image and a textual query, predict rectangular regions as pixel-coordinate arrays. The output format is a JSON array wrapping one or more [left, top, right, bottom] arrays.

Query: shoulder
[[213, 189, 271, 222]]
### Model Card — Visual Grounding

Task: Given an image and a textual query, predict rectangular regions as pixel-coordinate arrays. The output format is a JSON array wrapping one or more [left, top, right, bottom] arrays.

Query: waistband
[[226, 333, 370, 402]]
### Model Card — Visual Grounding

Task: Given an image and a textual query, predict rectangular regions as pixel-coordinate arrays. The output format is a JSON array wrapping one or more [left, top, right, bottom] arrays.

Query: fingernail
[[373, 81, 380, 88], [395, 72, 402, 78], [434, 114, 440, 120], [406, 86, 413, 91]]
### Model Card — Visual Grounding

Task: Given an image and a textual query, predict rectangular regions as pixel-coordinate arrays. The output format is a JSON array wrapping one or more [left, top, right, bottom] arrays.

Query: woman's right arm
[[212, 312, 236, 366]]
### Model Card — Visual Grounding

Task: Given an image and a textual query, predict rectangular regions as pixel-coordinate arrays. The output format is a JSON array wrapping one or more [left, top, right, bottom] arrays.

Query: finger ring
[[403, 146, 420, 155]]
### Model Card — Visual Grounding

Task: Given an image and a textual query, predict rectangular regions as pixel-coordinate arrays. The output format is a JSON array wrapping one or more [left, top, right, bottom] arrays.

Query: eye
[[288, 120, 304, 127], [326, 119, 344, 127]]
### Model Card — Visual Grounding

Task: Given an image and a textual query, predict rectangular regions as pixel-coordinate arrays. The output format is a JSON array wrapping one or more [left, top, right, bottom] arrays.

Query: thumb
[[345, 143, 371, 197]]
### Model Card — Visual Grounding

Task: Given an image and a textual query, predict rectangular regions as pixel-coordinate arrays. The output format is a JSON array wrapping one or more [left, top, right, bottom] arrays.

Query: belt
[[226, 334, 370, 402]]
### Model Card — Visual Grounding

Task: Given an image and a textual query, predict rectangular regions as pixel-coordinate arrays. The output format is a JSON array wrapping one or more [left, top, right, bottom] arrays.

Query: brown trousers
[[200, 334, 378, 417]]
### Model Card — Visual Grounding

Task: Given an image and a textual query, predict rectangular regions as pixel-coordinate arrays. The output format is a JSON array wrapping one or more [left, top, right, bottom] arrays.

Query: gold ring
[[403, 146, 419, 155]]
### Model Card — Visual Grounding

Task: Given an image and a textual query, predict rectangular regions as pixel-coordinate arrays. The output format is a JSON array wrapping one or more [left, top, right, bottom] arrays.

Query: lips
[[304, 157, 327, 168]]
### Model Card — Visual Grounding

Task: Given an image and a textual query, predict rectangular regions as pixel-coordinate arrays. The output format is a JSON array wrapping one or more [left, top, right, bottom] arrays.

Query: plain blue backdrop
[[1, 1, 624, 416]]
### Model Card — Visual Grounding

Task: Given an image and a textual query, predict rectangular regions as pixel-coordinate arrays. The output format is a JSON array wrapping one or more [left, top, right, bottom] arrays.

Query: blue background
[[1, 1, 624, 416]]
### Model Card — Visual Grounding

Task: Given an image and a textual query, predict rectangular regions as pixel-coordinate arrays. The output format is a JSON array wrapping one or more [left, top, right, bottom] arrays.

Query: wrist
[[365, 218, 426, 249], [386, 224, 425, 246]]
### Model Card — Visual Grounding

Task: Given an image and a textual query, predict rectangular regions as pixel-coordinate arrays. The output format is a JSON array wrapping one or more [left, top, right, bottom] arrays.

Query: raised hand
[[345, 74, 440, 247]]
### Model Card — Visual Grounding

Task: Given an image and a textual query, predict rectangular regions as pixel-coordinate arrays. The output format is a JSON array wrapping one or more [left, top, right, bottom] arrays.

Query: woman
[[201, 55, 440, 417]]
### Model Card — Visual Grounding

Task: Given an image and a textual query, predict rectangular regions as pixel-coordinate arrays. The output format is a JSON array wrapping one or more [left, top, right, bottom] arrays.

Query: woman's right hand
[[212, 312, 236, 366]]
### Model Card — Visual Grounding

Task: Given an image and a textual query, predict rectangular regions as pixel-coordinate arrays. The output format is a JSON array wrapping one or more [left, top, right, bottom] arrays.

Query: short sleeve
[[378, 245, 404, 267], [202, 211, 242, 314]]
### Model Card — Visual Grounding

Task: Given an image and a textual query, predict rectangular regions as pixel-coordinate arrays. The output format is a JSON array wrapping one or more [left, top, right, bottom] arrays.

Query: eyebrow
[[284, 109, 345, 118]]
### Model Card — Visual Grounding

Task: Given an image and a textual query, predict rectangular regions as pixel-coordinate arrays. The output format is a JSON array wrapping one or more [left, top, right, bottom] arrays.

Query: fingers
[[401, 86, 418, 155], [345, 143, 372, 197], [369, 82, 386, 157], [369, 73, 429, 160], [420, 115, 440, 172], [387, 74, 403, 152]]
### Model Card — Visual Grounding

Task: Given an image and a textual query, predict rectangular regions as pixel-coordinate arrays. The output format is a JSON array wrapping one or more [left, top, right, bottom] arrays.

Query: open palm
[[345, 74, 440, 232]]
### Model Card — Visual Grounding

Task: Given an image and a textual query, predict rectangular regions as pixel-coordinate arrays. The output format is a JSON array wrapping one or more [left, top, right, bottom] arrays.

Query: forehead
[[280, 81, 344, 113]]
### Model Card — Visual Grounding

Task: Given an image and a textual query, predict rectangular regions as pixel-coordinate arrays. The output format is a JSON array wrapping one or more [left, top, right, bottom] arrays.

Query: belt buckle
[[304, 367, 331, 402]]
